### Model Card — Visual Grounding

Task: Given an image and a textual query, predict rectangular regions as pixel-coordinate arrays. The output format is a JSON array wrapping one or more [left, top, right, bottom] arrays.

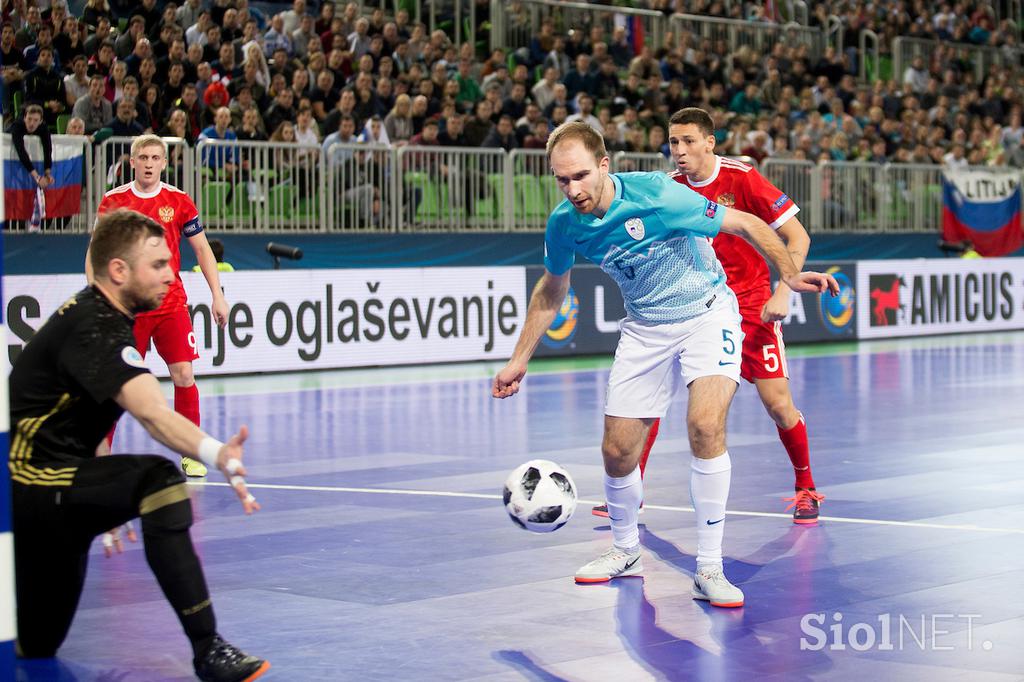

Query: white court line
[[190, 481, 1024, 535]]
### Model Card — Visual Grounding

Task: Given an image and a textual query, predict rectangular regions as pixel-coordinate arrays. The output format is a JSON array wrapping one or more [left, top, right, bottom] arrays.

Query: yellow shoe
[[181, 456, 208, 477]]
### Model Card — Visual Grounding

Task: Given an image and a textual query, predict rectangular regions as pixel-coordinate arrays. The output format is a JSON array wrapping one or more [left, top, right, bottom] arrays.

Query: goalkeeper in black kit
[[9, 209, 269, 682]]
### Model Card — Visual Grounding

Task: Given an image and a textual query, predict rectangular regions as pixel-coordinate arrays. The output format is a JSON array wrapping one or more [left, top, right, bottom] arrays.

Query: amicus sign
[[856, 258, 1024, 339]]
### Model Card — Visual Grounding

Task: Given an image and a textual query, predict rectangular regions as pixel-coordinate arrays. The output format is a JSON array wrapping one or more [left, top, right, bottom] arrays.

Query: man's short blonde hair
[[545, 121, 607, 163], [130, 134, 168, 158]]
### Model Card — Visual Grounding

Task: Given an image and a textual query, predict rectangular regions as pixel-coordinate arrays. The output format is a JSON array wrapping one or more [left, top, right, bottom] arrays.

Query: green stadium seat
[[202, 182, 232, 219]]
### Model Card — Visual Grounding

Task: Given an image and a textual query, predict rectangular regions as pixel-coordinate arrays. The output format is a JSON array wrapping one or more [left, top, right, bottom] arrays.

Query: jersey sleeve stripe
[[768, 204, 800, 230]]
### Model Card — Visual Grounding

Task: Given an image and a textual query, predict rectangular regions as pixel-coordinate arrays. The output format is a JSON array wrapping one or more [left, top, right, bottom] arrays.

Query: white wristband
[[197, 437, 224, 468]]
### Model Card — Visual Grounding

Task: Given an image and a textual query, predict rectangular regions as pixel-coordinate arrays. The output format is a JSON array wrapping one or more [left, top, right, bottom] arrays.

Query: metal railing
[[893, 36, 1023, 87], [7, 138, 1005, 236], [493, 0, 666, 56], [611, 151, 674, 173], [764, 158, 957, 234], [669, 14, 825, 64], [324, 142, 396, 231], [395, 145, 508, 231], [859, 29, 880, 82], [194, 138, 326, 232]]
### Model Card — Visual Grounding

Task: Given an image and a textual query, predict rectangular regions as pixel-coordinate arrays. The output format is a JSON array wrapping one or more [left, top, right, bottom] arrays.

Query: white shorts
[[604, 293, 744, 419]]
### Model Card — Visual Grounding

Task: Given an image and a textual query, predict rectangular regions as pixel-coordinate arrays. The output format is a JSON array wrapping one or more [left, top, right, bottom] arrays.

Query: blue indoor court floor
[[15, 331, 1024, 682]]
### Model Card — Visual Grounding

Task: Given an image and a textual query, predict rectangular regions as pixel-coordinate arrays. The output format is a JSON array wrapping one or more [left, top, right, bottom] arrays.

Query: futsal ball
[[503, 459, 577, 532]]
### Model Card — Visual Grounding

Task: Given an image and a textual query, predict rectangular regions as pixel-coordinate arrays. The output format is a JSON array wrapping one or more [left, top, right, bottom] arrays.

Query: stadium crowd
[[1, 0, 1023, 174]]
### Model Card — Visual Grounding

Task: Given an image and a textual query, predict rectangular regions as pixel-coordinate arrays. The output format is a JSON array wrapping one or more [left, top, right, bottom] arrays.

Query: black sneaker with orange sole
[[783, 488, 825, 525], [194, 635, 270, 682]]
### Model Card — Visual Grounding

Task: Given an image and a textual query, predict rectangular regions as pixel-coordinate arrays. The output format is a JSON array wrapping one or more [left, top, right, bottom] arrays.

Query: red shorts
[[738, 300, 789, 384], [134, 304, 199, 365]]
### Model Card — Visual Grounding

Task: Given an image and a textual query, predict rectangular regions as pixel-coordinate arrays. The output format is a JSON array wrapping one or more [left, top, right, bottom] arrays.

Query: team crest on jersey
[[716, 193, 735, 207], [624, 217, 645, 240], [121, 346, 147, 368], [158, 206, 175, 223], [705, 201, 719, 219]]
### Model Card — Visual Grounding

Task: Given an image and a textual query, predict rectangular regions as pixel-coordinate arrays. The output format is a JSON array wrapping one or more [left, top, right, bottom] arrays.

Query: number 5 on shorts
[[762, 343, 780, 372], [721, 329, 736, 356]]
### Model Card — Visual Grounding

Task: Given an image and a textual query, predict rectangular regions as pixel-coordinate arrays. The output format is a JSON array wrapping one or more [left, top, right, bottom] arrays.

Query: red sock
[[174, 383, 201, 427], [105, 424, 116, 448], [638, 419, 660, 479], [778, 416, 815, 489]]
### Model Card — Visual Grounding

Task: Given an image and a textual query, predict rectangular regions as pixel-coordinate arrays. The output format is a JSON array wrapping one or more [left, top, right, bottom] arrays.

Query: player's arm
[[115, 372, 259, 513], [719, 208, 837, 295], [493, 270, 570, 399], [762, 216, 811, 322], [187, 230, 229, 327]]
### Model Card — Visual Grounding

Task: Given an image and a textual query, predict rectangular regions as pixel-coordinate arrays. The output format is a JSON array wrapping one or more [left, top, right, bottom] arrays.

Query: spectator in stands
[[348, 17, 371, 59], [438, 111, 466, 146], [201, 80, 229, 128], [321, 86, 356, 135], [281, 0, 307, 36], [103, 59, 125, 102], [137, 82, 160, 131], [54, 16, 84, 68], [107, 96, 144, 137], [157, 107, 191, 147], [199, 105, 241, 179], [176, 0, 202, 35], [291, 14, 316, 61], [63, 52, 89, 106], [234, 105, 266, 141], [730, 82, 763, 115], [481, 113, 518, 151], [263, 85, 296, 134], [903, 55, 929, 94], [71, 73, 109, 133], [23, 45, 64, 125], [463, 99, 494, 147], [562, 53, 595, 101], [14, 5, 42, 52], [522, 118, 549, 149], [175, 82, 202, 137], [9, 104, 51, 198], [357, 114, 389, 145], [22, 22, 58, 71], [566, 92, 601, 130], [539, 34, 568, 78], [82, 0, 112, 30], [263, 14, 293, 58]]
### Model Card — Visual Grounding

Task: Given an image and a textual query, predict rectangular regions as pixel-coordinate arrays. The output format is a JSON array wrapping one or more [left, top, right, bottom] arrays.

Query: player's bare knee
[[601, 441, 640, 476], [138, 457, 192, 534], [168, 362, 194, 387], [766, 401, 799, 429]]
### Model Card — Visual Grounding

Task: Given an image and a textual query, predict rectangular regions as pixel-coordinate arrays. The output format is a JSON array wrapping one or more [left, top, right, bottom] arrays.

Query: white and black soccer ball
[[503, 459, 577, 533]]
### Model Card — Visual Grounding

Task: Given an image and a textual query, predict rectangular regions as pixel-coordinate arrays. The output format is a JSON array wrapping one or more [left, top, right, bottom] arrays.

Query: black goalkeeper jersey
[[9, 286, 150, 479]]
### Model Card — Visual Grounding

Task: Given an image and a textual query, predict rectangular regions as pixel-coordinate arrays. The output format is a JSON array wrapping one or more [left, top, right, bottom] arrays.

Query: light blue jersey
[[544, 171, 731, 324]]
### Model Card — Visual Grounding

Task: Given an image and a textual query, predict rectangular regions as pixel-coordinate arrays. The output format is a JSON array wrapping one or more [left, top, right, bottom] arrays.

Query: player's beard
[[124, 281, 166, 313]]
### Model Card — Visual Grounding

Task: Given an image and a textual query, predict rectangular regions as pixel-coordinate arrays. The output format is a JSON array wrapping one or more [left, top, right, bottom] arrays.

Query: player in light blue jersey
[[493, 122, 838, 607]]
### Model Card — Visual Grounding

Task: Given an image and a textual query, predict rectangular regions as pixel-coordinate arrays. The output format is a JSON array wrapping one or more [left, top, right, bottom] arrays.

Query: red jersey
[[97, 182, 203, 315], [669, 156, 799, 300]]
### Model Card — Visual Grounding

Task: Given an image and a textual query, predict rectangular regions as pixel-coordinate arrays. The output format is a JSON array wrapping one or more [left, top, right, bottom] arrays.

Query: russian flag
[[941, 168, 1024, 257], [3, 134, 84, 221]]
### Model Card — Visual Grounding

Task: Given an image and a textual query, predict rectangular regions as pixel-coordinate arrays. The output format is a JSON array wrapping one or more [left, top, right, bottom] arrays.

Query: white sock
[[605, 466, 643, 553], [690, 452, 732, 567]]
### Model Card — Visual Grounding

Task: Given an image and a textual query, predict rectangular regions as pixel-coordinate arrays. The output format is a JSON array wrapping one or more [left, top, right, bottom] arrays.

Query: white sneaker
[[574, 546, 643, 584], [692, 564, 744, 607]]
